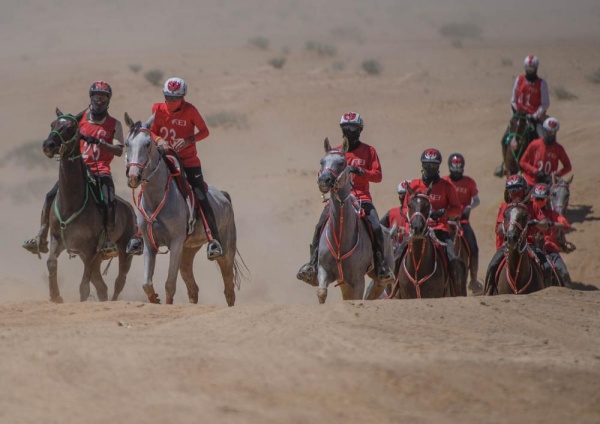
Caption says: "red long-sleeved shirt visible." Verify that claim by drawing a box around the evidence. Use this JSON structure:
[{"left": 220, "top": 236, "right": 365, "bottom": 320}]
[
  {"left": 519, "top": 138, "right": 572, "bottom": 186},
  {"left": 403, "top": 178, "right": 461, "bottom": 233},
  {"left": 337, "top": 142, "right": 382, "bottom": 202}
]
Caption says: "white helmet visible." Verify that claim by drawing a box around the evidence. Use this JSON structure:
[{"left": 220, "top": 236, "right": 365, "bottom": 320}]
[
  {"left": 523, "top": 55, "right": 539, "bottom": 74},
  {"left": 339, "top": 111, "right": 364, "bottom": 129},
  {"left": 163, "top": 77, "right": 187, "bottom": 98},
  {"left": 543, "top": 117, "right": 560, "bottom": 134},
  {"left": 397, "top": 181, "right": 408, "bottom": 195}
]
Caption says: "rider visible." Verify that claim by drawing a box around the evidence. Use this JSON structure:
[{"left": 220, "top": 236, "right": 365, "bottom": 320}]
[
  {"left": 296, "top": 112, "right": 394, "bottom": 285},
  {"left": 494, "top": 55, "right": 550, "bottom": 177},
  {"left": 442, "top": 153, "right": 480, "bottom": 289},
  {"left": 402, "top": 148, "right": 465, "bottom": 287},
  {"left": 128, "top": 77, "right": 223, "bottom": 260},
  {"left": 485, "top": 175, "right": 551, "bottom": 294},
  {"left": 519, "top": 117, "right": 572, "bottom": 188},
  {"left": 23, "top": 81, "right": 124, "bottom": 257},
  {"left": 530, "top": 183, "right": 573, "bottom": 288},
  {"left": 380, "top": 181, "right": 409, "bottom": 245}
]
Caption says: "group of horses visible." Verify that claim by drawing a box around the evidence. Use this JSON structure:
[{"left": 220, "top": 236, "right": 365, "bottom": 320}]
[{"left": 33, "top": 109, "right": 572, "bottom": 305}]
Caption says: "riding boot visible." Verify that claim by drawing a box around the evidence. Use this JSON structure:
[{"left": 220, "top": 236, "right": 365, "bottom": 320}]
[
  {"left": 100, "top": 200, "right": 118, "bottom": 259},
  {"left": 445, "top": 240, "right": 465, "bottom": 293},
  {"left": 494, "top": 129, "right": 509, "bottom": 177},
  {"left": 373, "top": 228, "right": 394, "bottom": 283},
  {"left": 484, "top": 248, "right": 505, "bottom": 295},
  {"left": 23, "top": 184, "right": 57, "bottom": 255},
  {"left": 195, "top": 187, "right": 223, "bottom": 260},
  {"left": 126, "top": 231, "right": 144, "bottom": 255},
  {"left": 297, "top": 208, "right": 328, "bottom": 285}
]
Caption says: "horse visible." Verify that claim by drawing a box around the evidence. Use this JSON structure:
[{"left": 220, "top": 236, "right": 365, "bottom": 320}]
[
  {"left": 123, "top": 113, "right": 246, "bottom": 305},
  {"left": 550, "top": 174, "right": 575, "bottom": 254},
  {"left": 314, "top": 137, "right": 394, "bottom": 304},
  {"left": 502, "top": 112, "right": 535, "bottom": 176},
  {"left": 41, "top": 109, "right": 136, "bottom": 303},
  {"left": 390, "top": 186, "right": 458, "bottom": 299},
  {"left": 485, "top": 202, "right": 546, "bottom": 295},
  {"left": 448, "top": 219, "right": 480, "bottom": 292}
]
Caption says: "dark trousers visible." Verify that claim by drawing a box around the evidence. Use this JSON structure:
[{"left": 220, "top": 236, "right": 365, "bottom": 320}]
[
  {"left": 462, "top": 222, "right": 479, "bottom": 279},
  {"left": 547, "top": 252, "right": 572, "bottom": 288},
  {"left": 184, "top": 166, "right": 220, "bottom": 241}
]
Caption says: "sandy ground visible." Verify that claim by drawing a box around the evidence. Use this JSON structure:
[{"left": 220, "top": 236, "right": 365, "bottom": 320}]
[{"left": 1, "top": 0, "right": 600, "bottom": 422}]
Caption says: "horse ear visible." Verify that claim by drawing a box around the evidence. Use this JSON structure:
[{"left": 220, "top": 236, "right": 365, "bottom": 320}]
[
  {"left": 75, "top": 109, "right": 86, "bottom": 122},
  {"left": 143, "top": 114, "right": 155, "bottom": 129},
  {"left": 324, "top": 137, "right": 332, "bottom": 153},
  {"left": 567, "top": 174, "right": 574, "bottom": 184},
  {"left": 341, "top": 136, "right": 349, "bottom": 154},
  {"left": 56, "top": 107, "right": 62, "bottom": 117},
  {"left": 124, "top": 112, "right": 134, "bottom": 129}
]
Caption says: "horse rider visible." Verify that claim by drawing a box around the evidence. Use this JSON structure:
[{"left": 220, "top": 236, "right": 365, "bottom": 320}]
[
  {"left": 519, "top": 117, "right": 572, "bottom": 188},
  {"left": 23, "top": 81, "right": 124, "bottom": 257},
  {"left": 485, "top": 175, "right": 551, "bottom": 295},
  {"left": 126, "top": 77, "right": 223, "bottom": 260},
  {"left": 442, "top": 153, "right": 480, "bottom": 289},
  {"left": 530, "top": 183, "right": 573, "bottom": 288},
  {"left": 401, "top": 148, "right": 465, "bottom": 287},
  {"left": 494, "top": 55, "right": 550, "bottom": 177},
  {"left": 296, "top": 112, "right": 395, "bottom": 285},
  {"left": 380, "top": 181, "right": 409, "bottom": 246}
]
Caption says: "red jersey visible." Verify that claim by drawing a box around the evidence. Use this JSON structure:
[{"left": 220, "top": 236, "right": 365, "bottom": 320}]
[
  {"left": 151, "top": 102, "right": 209, "bottom": 168},
  {"left": 495, "top": 201, "right": 545, "bottom": 250},
  {"left": 540, "top": 208, "right": 570, "bottom": 254},
  {"left": 338, "top": 142, "right": 382, "bottom": 202},
  {"left": 514, "top": 75, "right": 543, "bottom": 115},
  {"left": 442, "top": 175, "right": 478, "bottom": 212},
  {"left": 79, "top": 112, "right": 118, "bottom": 176},
  {"left": 519, "top": 138, "right": 572, "bottom": 186},
  {"left": 404, "top": 178, "right": 461, "bottom": 233}
]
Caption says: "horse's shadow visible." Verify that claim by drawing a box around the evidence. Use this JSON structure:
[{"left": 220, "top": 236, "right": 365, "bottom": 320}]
[
  {"left": 570, "top": 281, "right": 599, "bottom": 291},
  {"left": 565, "top": 204, "right": 599, "bottom": 225}
]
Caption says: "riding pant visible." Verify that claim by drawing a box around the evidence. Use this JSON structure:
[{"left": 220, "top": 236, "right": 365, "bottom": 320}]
[
  {"left": 547, "top": 252, "right": 572, "bottom": 288},
  {"left": 184, "top": 166, "right": 220, "bottom": 242}
]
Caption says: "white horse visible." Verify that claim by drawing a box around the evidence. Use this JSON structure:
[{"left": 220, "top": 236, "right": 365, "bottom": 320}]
[{"left": 124, "top": 113, "right": 246, "bottom": 305}]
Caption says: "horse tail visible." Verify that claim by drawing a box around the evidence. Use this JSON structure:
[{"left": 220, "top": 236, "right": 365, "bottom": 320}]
[
  {"left": 221, "top": 190, "right": 232, "bottom": 204},
  {"left": 232, "top": 248, "right": 250, "bottom": 290}
]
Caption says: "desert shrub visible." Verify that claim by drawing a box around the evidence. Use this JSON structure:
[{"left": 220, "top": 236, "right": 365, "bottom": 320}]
[
  {"left": 204, "top": 111, "right": 248, "bottom": 129},
  {"left": 501, "top": 57, "right": 513, "bottom": 67},
  {"left": 332, "top": 61, "right": 346, "bottom": 71},
  {"left": 128, "top": 64, "right": 142, "bottom": 73},
  {"left": 439, "top": 23, "right": 482, "bottom": 39},
  {"left": 361, "top": 59, "right": 382, "bottom": 75},
  {"left": 587, "top": 67, "right": 600, "bottom": 84},
  {"left": 144, "top": 69, "right": 164, "bottom": 86},
  {"left": 268, "top": 57, "right": 286, "bottom": 69},
  {"left": 305, "top": 41, "right": 337, "bottom": 57},
  {"left": 248, "top": 36, "right": 269, "bottom": 50},
  {"left": 553, "top": 85, "right": 578, "bottom": 101}
]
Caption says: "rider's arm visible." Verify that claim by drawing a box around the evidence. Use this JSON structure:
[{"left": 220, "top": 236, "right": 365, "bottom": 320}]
[
  {"left": 189, "top": 106, "right": 210, "bottom": 143},
  {"left": 510, "top": 76, "right": 519, "bottom": 112},
  {"left": 470, "top": 194, "right": 480, "bottom": 209},
  {"left": 362, "top": 147, "right": 382, "bottom": 183},
  {"left": 533, "top": 79, "right": 550, "bottom": 120},
  {"left": 98, "top": 121, "right": 124, "bottom": 157},
  {"left": 556, "top": 145, "right": 572, "bottom": 178},
  {"left": 519, "top": 143, "right": 537, "bottom": 175}
]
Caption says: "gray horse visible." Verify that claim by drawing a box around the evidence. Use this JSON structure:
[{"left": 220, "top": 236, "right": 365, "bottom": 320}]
[
  {"left": 315, "top": 138, "right": 394, "bottom": 304},
  {"left": 41, "top": 109, "right": 136, "bottom": 302},
  {"left": 123, "top": 113, "right": 246, "bottom": 305}
]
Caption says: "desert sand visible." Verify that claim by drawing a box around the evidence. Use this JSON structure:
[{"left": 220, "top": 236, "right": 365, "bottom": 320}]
[{"left": 1, "top": 0, "right": 599, "bottom": 423}]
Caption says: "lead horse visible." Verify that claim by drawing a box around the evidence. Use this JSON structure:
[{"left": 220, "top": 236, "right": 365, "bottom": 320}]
[
  {"left": 124, "top": 113, "right": 246, "bottom": 305},
  {"left": 314, "top": 138, "right": 394, "bottom": 303},
  {"left": 501, "top": 112, "right": 536, "bottom": 176},
  {"left": 41, "top": 109, "right": 136, "bottom": 302}
]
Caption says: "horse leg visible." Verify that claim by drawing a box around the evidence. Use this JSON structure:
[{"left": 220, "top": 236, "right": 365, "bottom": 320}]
[
  {"left": 353, "top": 278, "right": 365, "bottom": 301},
  {"left": 112, "top": 249, "right": 133, "bottom": 301},
  {"left": 180, "top": 246, "right": 200, "bottom": 304},
  {"left": 46, "top": 236, "right": 65, "bottom": 303},
  {"left": 316, "top": 266, "right": 329, "bottom": 304},
  {"left": 142, "top": 247, "right": 160, "bottom": 304},
  {"left": 88, "top": 256, "right": 109, "bottom": 302},
  {"left": 216, "top": 253, "right": 236, "bottom": 307},
  {"left": 338, "top": 283, "right": 354, "bottom": 300},
  {"left": 365, "top": 277, "right": 387, "bottom": 300},
  {"left": 164, "top": 238, "right": 185, "bottom": 304}
]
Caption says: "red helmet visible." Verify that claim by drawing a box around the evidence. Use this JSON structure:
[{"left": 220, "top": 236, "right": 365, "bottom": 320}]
[
  {"left": 505, "top": 174, "right": 527, "bottom": 190},
  {"left": 397, "top": 180, "right": 408, "bottom": 194},
  {"left": 89, "top": 81, "right": 112, "bottom": 98},
  {"left": 448, "top": 153, "right": 465, "bottom": 172},
  {"left": 524, "top": 55, "right": 539, "bottom": 74},
  {"left": 420, "top": 148, "right": 442, "bottom": 164},
  {"left": 532, "top": 183, "right": 550, "bottom": 199}
]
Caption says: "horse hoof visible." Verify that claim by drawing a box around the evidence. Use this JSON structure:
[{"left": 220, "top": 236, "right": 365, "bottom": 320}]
[
  {"left": 166, "top": 296, "right": 174, "bottom": 305},
  {"left": 468, "top": 280, "right": 484, "bottom": 295},
  {"left": 296, "top": 266, "right": 317, "bottom": 286},
  {"left": 317, "top": 288, "right": 327, "bottom": 304},
  {"left": 147, "top": 293, "right": 161, "bottom": 304},
  {"left": 50, "top": 295, "right": 64, "bottom": 304},
  {"left": 188, "top": 294, "right": 198, "bottom": 304}
]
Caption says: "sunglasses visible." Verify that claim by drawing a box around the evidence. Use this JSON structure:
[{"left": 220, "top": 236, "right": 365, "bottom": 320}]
[
  {"left": 91, "top": 94, "right": 109, "bottom": 102},
  {"left": 341, "top": 125, "right": 360, "bottom": 132},
  {"left": 165, "top": 95, "right": 183, "bottom": 102},
  {"left": 507, "top": 187, "right": 523, "bottom": 193}
]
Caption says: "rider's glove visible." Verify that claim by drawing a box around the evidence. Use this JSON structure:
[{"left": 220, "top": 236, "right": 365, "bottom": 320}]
[
  {"left": 431, "top": 209, "right": 446, "bottom": 220},
  {"left": 347, "top": 166, "right": 365, "bottom": 175},
  {"left": 81, "top": 134, "right": 100, "bottom": 145}
]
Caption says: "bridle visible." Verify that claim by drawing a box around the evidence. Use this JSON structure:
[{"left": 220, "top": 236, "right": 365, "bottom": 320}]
[
  {"left": 408, "top": 193, "right": 432, "bottom": 237},
  {"left": 51, "top": 114, "right": 81, "bottom": 159},
  {"left": 503, "top": 203, "right": 529, "bottom": 254},
  {"left": 318, "top": 150, "right": 349, "bottom": 200},
  {"left": 500, "top": 202, "right": 533, "bottom": 294},
  {"left": 126, "top": 127, "right": 162, "bottom": 183}
]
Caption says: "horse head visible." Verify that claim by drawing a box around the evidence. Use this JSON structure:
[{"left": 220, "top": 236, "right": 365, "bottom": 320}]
[
  {"left": 124, "top": 112, "right": 156, "bottom": 188},
  {"left": 406, "top": 183, "right": 432, "bottom": 238},
  {"left": 503, "top": 202, "right": 529, "bottom": 251},
  {"left": 550, "top": 174, "right": 573, "bottom": 215},
  {"left": 43, "top": 108, "right": 86, "bottom": 158},
  {"left": 318, "top": 137, "right": 350, "bottom": 195}
]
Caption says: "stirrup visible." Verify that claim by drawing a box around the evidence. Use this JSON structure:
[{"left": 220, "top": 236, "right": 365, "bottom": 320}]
[
  {"left": 206, "top": 239, "right": 224, "bottom": 260},
  {"left": 296, "top": 263, "right": 318, "bottom": 286},
  {"left": 100, "top": 240, "right": 119, "bottom": 260},
  {"left": 22, "top": 237, "right": 48, "bottom": 255},
  {"left": 376, "top": 264, "right": 395, "bottom": 283},
  {"left": 493, "top": 164, "right": 504, "bottom": 178},
  {"left": 126, "top": 236, "right": 144, "bottom": 256}
]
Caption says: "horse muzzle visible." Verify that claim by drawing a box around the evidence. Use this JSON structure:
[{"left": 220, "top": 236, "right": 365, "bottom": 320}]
[{"left": 126, "top": 168, "right": 142, "bottom": 188}]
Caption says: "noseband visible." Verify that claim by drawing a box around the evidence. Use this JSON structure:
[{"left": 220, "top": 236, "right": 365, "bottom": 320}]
[
  {"left": 408, "top": 194, "right": 432, "bottom": 235},
  {"left": 504, "top": 203, "right": 529, "bottom": 253},
  {"left": 318, "top": 150, "right": 348, "bottom": 196}
]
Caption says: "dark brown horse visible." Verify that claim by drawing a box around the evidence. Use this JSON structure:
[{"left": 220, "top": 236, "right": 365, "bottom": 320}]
[
  {"left": 448, "top": 219, "right": 481, "bottom": 294},
  {"left": 486, "top": 203, "right": 546, "bottom": 295},
  {"left": 390, "top": 187, "right": 456, "bottom": 299},
  {"left": 41, "top": 109, "right": 137, "bottom": 302},
  {"left": 502, "top": 112, "right": 535, "bottom": 176}
]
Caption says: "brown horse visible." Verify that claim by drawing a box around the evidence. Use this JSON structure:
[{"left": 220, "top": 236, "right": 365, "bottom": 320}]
[
  {"left": 448, "top": 219, "right": 481, "bottom": 294},
  {"left": 390, "top": 187, "right": 457, "bottom": 299},
  {"left": 502, "top": 112, "right": 535, "bottom": 176},
  {"left": 486, "top": 203, "right": 546, "bottom": 295},
  {"left": 41, "top": 109, "right": 137, "bottom": 302}
]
